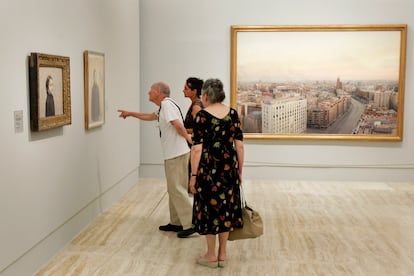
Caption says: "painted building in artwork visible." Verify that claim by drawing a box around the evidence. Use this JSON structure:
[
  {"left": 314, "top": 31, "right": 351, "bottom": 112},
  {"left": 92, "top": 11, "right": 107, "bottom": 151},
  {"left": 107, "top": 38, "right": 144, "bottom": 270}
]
[{"left": 262, "top": 96, "right": 307, "bottom": 134}]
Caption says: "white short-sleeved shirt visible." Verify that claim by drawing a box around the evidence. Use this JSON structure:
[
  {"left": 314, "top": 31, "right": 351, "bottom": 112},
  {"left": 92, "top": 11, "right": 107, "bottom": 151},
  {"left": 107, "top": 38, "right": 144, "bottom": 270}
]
[{"left": 158, "top": 98, "right": 190, "bottom": 160}]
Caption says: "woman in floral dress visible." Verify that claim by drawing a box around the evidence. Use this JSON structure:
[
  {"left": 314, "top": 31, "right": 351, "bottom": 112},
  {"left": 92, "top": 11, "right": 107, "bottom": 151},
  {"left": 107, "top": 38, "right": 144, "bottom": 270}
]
[{"left": 189, "top": 78, "right": 244, "bottom": 268}]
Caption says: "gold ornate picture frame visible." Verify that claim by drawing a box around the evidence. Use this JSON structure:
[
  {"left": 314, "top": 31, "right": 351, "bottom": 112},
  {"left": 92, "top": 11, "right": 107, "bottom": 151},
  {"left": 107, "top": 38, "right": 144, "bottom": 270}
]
[
  {"left": 84, "top": 50, "right": 105, "bottom": 129},
  {"left": 29, "top": 52, "right": 71, "bottom": 131},
  {"left": 230, "top": 25, "right": 407, "bottom": 141}
]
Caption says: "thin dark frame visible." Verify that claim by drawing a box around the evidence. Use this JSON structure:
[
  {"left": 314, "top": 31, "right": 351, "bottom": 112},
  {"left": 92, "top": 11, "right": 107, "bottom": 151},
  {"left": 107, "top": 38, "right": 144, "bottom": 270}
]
[{"left": 83, "top": 50, "right": 105, "bottom": 129}]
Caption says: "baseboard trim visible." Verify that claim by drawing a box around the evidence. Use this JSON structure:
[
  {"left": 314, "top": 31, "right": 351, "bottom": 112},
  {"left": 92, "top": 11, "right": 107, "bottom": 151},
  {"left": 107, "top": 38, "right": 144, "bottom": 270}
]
[{"left": 1, "top": 168, "right": 139, "bottom": 276}]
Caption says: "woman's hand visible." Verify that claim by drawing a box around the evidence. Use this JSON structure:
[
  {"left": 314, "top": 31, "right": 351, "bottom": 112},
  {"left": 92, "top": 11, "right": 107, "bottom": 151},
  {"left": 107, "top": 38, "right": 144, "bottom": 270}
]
[{"left": 189, "top": 176, "right": 197, "bottom": 194}]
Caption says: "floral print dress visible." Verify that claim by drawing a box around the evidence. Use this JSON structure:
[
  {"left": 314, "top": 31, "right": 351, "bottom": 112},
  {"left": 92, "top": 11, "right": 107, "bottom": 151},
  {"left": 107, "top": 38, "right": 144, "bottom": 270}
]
[{"left": 192, "top": 108, "right": 243, "bottom": 235}]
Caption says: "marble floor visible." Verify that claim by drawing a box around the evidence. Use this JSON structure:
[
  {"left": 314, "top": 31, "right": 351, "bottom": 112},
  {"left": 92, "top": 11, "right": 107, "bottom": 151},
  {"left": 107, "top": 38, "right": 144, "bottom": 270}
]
[{"left": 35, "top": 179, "right": 414, "bottom": 276}]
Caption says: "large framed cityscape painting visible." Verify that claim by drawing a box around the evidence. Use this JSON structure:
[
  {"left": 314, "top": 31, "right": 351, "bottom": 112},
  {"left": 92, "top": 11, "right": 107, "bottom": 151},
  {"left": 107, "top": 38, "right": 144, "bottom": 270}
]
[{"left": 230, "top": 25, "right": 407, "bottom": 141}]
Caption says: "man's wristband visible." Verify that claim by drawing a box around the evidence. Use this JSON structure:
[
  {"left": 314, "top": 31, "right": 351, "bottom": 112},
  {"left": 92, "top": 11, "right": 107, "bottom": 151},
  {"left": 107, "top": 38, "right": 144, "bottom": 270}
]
[{"left": 191, "top": 174, "right": 197, "bottom": 177}]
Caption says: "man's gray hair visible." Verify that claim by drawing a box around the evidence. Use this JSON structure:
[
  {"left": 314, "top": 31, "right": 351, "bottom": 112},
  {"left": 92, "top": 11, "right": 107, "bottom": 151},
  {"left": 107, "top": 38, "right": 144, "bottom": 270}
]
[{"left": 154, "top": 82, "right": 170, "bottom": 96}]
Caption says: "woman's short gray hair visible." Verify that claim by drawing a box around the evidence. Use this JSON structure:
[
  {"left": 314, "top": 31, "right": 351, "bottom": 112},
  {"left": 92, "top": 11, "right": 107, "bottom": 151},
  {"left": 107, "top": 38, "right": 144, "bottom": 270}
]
[{"left": 202, "top": 78, "right": 225, "bottom": 104}]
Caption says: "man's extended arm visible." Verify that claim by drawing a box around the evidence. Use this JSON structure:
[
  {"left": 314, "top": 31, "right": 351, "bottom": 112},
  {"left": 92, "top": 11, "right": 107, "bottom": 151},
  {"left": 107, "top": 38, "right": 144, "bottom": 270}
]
[{"left": 118, "top": 109, "right": 157, "bottom": 121}]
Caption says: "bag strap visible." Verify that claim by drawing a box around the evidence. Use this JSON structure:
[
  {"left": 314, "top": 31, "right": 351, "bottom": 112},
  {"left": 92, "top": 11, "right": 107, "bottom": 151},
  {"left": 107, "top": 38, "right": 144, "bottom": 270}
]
[
  {"left": 240, "top": 185, "right": 247, "bottom": 208},
  {"left": 165, "top": 98, "right": 185, "bottom": 122},
  {"left": 157, "top": 98, "right": 185, "bottom": 138}
]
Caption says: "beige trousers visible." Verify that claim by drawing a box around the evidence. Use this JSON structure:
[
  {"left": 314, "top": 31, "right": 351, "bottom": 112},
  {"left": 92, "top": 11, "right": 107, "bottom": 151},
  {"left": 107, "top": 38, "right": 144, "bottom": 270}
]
[{"left": 164, "top": 152, "right": 193, "bottom": 229}]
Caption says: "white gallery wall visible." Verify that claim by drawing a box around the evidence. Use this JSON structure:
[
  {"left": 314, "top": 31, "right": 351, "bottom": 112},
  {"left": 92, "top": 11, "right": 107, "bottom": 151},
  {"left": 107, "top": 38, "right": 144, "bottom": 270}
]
[
  {"left": 139, "top": 0, "right": 414, "bottom": 182},
  {"left": 0, "top": 0, "right": 140, "bottom": 275},
  {"left": 1, "top": 0, "right": 414, "bottom": 275}
]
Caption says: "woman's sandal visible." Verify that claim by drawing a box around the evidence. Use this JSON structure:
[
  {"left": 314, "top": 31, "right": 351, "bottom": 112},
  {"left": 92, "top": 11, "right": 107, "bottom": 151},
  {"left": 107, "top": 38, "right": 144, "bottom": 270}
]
[
  {"left": 197, "top": 257, "right": 218, "bottom": 268},
  {"left": 218, "top": 260, "right": 227, "bottom": 268}
]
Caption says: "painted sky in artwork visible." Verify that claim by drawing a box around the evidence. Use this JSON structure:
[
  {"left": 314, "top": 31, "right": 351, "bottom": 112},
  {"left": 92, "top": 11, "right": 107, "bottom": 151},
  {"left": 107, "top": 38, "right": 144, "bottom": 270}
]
[{"left": 237, "top": 30, "right": 401, "bottom": 82}]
